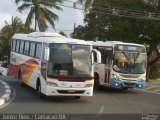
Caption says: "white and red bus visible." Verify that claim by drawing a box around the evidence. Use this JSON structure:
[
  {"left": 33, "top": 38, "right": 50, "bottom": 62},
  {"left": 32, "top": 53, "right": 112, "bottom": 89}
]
[
  {"left": 90, "top": 41, "right": 147, "bottom": 90},
  {"left": 8, "top": 32, "right": 100, "bottom": 98}
]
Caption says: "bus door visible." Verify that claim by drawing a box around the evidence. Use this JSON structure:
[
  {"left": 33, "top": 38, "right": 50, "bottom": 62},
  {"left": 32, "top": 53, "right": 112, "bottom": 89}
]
[{"left": 105, "top": 47, "right": 113, "bottom": 84}]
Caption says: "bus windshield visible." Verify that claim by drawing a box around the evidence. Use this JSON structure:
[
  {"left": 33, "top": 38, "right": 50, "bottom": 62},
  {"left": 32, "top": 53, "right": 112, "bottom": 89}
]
[
  {"left": 113, "top": 51, "right": 147, "bottom": 74},
  {"left": 47, "top": 44, "right": 93, "bottom": 78}
]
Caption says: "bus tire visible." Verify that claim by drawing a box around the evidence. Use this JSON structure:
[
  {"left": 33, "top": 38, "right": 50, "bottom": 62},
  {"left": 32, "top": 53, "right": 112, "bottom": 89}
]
[
  {"left": 18, "top": 71, "right": 25, "bottom": 87},
  {"left": 75, "top": 96, "right": 80, "bottom": 99},
  {"left": 122, "top": 87, "right": 128, "bottom": 90},
  {"left": 37, "top": 81, "right": 45, "bottom": 99},
  {"left": 94, "top": 73, "right": 100, "bottom": 90}
]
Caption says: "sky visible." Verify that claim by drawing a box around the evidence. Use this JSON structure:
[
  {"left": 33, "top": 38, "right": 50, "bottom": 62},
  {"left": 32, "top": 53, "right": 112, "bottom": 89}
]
[{"left": 0, "top": 0, "right": 84, "bottom": 37}]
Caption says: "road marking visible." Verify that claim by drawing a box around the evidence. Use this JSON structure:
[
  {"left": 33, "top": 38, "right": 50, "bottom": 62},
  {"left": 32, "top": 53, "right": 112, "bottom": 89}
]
[
  {"left": 145, "top": 86, "right": 159, "bottom": 90},
  {"left": 142, "top": 89, "right": 160, "bottom": 95},
  {"left": 0, "top": 80, "right": 11, "bottom": 106},
  {"left": 153, "top": 89, "right": 160, "bottom": 92},
  {"left": 0, "top": 87, "right": 16, "bottom": 109},
  {"left": 98, "top": 105, "right": 105, "bottom": 115}
]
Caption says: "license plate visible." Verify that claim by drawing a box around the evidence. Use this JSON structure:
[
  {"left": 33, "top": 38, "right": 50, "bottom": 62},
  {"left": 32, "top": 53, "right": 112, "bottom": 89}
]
[{"left": 68, "top": 90, "right": 75, "bottom": 93}]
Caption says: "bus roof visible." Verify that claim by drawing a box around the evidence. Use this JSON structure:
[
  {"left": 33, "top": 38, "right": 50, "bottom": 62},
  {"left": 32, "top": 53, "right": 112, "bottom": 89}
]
[
  {"left": 13, "top": 32, "right": 91, "bottom": 45},
  {"left": 89, "top": 41, "right": 145, "bottom": 47}
]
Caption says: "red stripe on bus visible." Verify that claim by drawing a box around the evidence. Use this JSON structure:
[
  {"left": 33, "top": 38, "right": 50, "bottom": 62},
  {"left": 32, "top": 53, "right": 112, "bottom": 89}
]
[{"left": 48, "top": 77, "right": 94, "bottom": 81}]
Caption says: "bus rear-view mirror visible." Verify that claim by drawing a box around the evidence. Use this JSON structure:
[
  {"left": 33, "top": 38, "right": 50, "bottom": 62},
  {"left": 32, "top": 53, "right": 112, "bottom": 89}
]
[{"left": 93, "top": 49, "right": 101, "bottom": 64}]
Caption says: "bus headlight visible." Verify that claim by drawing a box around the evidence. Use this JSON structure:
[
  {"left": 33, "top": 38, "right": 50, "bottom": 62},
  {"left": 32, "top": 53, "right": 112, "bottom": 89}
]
[
  {"left": 47, "top": 81, "right": 58, "bottom": 87},
  {"left": 139, "top": 76, "right": 146, "bottom": 82},
  {"left": 85, "top": 84, "right": 93, "bottom": 87},
  {"left": 112, "top": 74, "right": 117, "bottom": 79},
  {"left": 112, "top": 74, "right": 122, "bottom": 80}
]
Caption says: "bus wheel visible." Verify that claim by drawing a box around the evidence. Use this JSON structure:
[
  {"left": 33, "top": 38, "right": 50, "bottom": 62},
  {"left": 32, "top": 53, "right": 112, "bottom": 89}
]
[
  {"left": 37, "top": 82, "right": 45, "bottom": 99},
  {"left": 94, "top": 74, "right": 100, "bottom": 90},
  {"left": 75, "top": 96, "right": 80, "bottom": 99},
  {"left": 18, "top": 71, "right": 24, "bottom": 87},
  {"left": 122, "top": 87, "right": 128, "bottom": 90}
]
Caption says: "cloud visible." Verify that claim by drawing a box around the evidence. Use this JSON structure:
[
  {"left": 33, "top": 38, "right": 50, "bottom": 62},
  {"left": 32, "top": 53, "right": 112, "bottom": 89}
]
[
  {"left": 0, "top": 0, "right": 27, "bottom": 29},
  {"left": 53, "top": 6, "right": 84, "bottom": 37},
  {"left": 0, "top": 12, "right": 12, "bottom": 29},
  {"left": 75, "top": 9, "right": 84, "bottom": 26},
  {"left": 0, "top": 0, "right": 84, "bottom": 37}
]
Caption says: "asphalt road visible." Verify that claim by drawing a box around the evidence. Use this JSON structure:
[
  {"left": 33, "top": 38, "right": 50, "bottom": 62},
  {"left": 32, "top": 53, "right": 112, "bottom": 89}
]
[{"left": 0, "top": 76, "right": 160, "bottom": 119}]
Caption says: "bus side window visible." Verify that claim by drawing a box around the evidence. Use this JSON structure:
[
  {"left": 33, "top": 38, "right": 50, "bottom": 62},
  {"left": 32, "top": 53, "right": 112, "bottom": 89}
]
[
  {"left": 24, "top": 41, "right": 30, "bottom": 55},
  {"left": 16, "top": 40, "right": 20, "bottom": 53},
  {"left": 29, "top": 42, "right": 36, "bottom": 57},
  {"left": 12, "top": 39, "right": 16, "bottom": 52},
  {"left": 35, "top": 43, "right": 42, "bottom": 59},
  {"left": 20, "top": 41, "right": 24, "bottom": 54}
]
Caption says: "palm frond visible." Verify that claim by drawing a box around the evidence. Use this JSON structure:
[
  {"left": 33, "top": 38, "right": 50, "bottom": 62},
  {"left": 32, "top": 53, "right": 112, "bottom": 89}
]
[
  {"left": 25, "top": 7, "right": 35, "bottom": 27},
  {"left": 15, "top": 0, "right": 32, "bottom": 4},
  {"left": 18, "top": 3, "right": 33, "bottom": 12},
  {"left": 15, "top": 0, "right": 21, "bottom": 4},
  {"left": 40, "top": 1, "right": 62, "bottom": 11},
  {"left": 43, "top": 7, "right": 59, "bottom": 21},
  {"left": 42, "top": 8, "right": 59, "bottom": 29},
  {"left": 41, "top": 0, "right": 63, "bottom": 4},
  {"left": 77, "top": 0, "right": 83, "bottom": 4}
]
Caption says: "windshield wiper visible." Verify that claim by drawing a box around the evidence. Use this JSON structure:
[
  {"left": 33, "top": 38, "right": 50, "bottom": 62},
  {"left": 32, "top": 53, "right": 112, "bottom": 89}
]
[{"left": 122, "top": 50, "right": 130, "bottom": 61}]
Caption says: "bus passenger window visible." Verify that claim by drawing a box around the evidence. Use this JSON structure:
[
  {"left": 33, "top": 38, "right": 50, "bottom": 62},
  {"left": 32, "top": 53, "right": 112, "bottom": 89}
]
[
  {"left": 12, "top": 40, "right": 16, "bottom": 51},
  {"left": 20, "top": 41, "right": 24, "bottom": 54},
  {"left": 24, "top": 41, "right": 30, "bottom": 55},
  {"left": 16, "top": 40, "right": 20, "bottom": 53},
  {"left": 35, "top": 43, "right": 42, "bottom": 58},
  {"left": 29, "top": 42, "right": 36, "bottom": 57}
]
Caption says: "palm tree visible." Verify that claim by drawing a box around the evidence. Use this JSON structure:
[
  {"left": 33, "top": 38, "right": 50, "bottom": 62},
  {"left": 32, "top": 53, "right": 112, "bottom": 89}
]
[
  {"left": 15, "top": 0, "right": 62, "bottom": 31},
  {"left": 0, "top": 16, "right": 33, "bottom": 45},
  {"left": 0, "top": 16, "right": 33, "bottom": 66}
]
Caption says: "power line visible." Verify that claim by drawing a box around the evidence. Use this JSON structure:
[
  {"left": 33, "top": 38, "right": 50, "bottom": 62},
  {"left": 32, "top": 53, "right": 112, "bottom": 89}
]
[
  {"left": 56, "top": 3, "right": 83, "bottom": 10},
  {"left": 58, "top": 1, "right": 160, "bottom": 20},
  {"left": 63, "top": 0, "right": 75, "bottom": 3},
  {"left": 6, "top": 0, "right": 160, "bottom": 34},
  {"left": 91, "top": 10, "right": 160, "bottom": 21},
  {"left": 56, "top": 29, "right": 74, "bottom": 31},
  {"left": 10, "top": 0, "right": 160, "bottom": 22}
]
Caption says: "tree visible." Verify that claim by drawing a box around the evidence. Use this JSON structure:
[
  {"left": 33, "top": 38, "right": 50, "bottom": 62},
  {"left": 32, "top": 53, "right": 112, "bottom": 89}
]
[
  {"left": 77, "top": 0, "right": 93, "bottom": 12},
  {"left": 59, "top": 31, "right": 67, "bottom": 37},
  {"left": 71, "top": 25, "right": 87, "bottom": 39},
  {"left": 72, "top": 0, "right": 160, "bottom": 81},
  {"left": 0, "top": 16, "right": 33, "bottom": 67},
  {"left": 15, "top": 0, "right": 62, "bottom": 31}
]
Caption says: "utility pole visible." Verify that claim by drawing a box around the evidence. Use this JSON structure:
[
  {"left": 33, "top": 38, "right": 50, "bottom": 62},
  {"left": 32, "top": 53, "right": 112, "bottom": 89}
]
[{"left": 74, "top": 23, "right": 76, "bottom": 31}]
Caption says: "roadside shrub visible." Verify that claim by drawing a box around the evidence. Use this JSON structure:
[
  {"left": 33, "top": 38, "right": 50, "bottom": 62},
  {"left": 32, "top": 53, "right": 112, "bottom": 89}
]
[{"left": 149, "top": 62, "right": 160, "bottom": 79}]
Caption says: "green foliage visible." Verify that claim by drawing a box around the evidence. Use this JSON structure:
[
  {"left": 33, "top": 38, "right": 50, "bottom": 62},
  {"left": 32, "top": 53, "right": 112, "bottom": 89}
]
[
  {"left": 150, "top": 62, "right": 160, "bottom": 79},
  {"left": 72, "top": 0, "right": 160, "bottom": 81},
  {"left": 15, "top": 0, "right": 62, "bottom": 31},
  {"left": 59, "top": 31, "right": 67, "bottom": 37},
  {"left": 0, "top": 16, "right": 34, "bottom": 67}
]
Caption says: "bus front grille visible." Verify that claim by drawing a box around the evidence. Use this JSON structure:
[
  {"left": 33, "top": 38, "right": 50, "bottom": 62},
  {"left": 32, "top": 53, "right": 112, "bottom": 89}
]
[
  {"left": 57, "top": 90, "right": 85, "bottom": 94},
  {"left": 123, "top": 82, "right": 136, "bottom": 87}
]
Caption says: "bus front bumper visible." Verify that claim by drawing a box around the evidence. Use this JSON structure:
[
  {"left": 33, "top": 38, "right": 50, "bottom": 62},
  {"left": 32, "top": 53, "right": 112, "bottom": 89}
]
[
  {"left": 109, "top": 79, "right": 145, "bottom": 89},
  {"left": 44, "top": 86, "right": 93, "bottom": 97}
]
